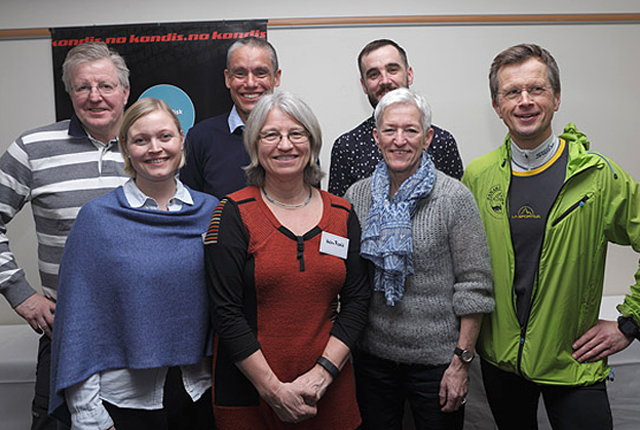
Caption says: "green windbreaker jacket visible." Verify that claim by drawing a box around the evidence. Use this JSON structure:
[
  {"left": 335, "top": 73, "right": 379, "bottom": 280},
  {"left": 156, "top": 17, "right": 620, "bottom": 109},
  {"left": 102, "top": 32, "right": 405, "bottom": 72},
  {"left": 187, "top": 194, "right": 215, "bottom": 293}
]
[{"left": 462, "top": 123, "right": 640, "bottom": 385}]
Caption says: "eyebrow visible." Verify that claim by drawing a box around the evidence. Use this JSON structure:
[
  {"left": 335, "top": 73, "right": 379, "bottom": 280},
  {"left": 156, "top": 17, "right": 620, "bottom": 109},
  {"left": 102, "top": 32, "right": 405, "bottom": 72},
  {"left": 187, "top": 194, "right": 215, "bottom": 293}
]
[{"left": 365, "top": 62, "right": 403, "bottom": 77}]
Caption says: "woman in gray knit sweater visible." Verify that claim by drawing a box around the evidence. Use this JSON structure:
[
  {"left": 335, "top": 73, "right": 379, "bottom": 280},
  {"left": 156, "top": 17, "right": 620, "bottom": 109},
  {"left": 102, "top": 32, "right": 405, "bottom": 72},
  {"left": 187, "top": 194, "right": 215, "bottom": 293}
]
[{"left": 344, "top": 88, "right": 494, "bottom": 430}]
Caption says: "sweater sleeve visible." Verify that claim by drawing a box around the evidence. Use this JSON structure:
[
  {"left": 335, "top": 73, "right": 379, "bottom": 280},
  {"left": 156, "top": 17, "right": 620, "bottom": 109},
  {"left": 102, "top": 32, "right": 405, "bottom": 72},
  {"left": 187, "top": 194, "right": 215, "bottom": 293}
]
[
  {"left": 447, "top": 184, "right": 495, "bottom": 316},
  {"left": 180, "top": 129, "right": 205, "bottom": 192},
  {"left": 0, "top": 139, "right": 38, "bottom": 307},
  {"left": 205, "top": 198, "right": 261, "bottom": 362},
  {"left": 330, "top": 208, "right": 371, "bottom": 350}
]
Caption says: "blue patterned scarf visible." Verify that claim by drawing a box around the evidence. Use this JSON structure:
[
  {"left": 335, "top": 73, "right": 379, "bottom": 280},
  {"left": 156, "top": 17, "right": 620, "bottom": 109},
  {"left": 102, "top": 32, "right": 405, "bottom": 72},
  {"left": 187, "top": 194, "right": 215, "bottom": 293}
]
[{"left": 360, "top": 152, "right": 437, "bottom": 306}]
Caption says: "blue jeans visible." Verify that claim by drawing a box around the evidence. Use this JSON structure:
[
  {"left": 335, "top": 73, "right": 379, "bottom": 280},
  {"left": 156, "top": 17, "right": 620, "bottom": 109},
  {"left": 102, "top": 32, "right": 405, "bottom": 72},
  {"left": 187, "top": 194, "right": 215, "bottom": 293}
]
[
  {"left": 354, "top": 350, "right": 464, "bottom": 430},
  {"left": 481, "top": 359, "right": 612, "bottom": 430}
]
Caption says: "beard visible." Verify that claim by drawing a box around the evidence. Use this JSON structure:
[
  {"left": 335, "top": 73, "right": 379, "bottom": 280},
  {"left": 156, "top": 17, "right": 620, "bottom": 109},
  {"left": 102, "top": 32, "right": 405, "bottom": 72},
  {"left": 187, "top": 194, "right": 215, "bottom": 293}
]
[{"left": 366, "top": 81, "right": 409, "bottom": 109}]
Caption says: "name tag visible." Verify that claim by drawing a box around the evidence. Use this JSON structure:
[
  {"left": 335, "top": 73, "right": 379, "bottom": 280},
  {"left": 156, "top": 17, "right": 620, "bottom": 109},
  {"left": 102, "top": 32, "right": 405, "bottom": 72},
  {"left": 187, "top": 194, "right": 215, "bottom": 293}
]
[{"left": 319, "top": 231, "right": 349, "bottom": 259}]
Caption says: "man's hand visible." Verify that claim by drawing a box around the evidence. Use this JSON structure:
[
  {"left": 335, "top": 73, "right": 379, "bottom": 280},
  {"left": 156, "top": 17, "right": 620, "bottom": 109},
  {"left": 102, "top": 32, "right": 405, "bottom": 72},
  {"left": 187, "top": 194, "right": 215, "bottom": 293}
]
[
  {"left": 439, "top": 357, "right": 470, "bottom": 413},
  {"left": 14, "top": 293, "right": 55, "bottom": 338},
  {"left": 572, "top": 319, "right": 633, "bottom": 363}
]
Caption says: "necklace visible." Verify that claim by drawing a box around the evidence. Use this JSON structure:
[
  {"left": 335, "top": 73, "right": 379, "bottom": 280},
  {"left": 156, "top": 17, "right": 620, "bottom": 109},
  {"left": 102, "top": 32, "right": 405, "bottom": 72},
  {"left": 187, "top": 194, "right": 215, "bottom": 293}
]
[{"left": 262, "top": 186, "right": 312, "bottom": 209}]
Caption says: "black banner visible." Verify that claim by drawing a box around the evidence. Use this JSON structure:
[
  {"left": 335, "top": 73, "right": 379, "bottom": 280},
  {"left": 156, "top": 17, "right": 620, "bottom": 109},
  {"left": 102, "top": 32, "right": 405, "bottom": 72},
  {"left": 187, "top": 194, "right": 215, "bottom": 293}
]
[{"left": 51, "top": 20, "right": 267, "bottom": 133}]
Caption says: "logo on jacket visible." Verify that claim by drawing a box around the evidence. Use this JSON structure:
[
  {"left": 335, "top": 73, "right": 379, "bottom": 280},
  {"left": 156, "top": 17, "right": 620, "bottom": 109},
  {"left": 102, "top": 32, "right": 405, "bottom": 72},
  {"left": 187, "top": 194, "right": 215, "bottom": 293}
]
[
  {"left": 486, "top": 185, "right": 504, "bottom": 218},
  {"left": 512, "top": 205, "right": 541, "bottom": 219}
]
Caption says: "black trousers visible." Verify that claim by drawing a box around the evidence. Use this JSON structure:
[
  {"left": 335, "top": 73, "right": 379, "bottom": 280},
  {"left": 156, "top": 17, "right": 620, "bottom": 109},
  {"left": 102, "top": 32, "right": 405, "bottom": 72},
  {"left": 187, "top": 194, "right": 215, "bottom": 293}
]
[
  {"left": 481, "top": 359, "right": 612, "bottom": 430},
  {"left": 354, "top": 350, "right": 464, "bottom": 430},
  {"left": 103, "top": 367, "right": 214, "bottom": 430},
  {"left": 32, "top": 335, "right": 69, "bottom": 430}
]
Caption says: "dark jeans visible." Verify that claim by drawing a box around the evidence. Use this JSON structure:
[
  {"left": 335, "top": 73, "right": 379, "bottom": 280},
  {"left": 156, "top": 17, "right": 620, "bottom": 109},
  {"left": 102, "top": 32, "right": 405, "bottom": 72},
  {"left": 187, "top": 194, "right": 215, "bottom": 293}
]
[
  {"left": 354, "top": 350, "right": 464, "bottom": 430},
  {"left": 32, "top": 335, "right": 69, "bottom": 430},
  {"left": 481, "top": 359, "right": 612, "bottom": 430},
  {"left": 103, "top": 367, "right": 214, "bottom": 430}
]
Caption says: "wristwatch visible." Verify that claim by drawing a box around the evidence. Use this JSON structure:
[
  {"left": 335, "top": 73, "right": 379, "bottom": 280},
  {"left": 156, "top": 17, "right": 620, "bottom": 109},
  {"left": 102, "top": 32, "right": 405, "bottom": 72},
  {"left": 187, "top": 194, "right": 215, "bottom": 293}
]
[
  {"left": 454, "top": 347, "right": 474, "bottom": 364},
  {"left": 617, "top": 316, "right": 640, "bottom": 341}
]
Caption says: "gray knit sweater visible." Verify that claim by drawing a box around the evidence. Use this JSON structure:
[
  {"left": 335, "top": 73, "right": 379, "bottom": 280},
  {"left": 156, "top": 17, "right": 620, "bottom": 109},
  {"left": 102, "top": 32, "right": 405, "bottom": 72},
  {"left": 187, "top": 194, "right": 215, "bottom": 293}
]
[{"left": 345, "top": 171, "right": 494, "bottom": 365}]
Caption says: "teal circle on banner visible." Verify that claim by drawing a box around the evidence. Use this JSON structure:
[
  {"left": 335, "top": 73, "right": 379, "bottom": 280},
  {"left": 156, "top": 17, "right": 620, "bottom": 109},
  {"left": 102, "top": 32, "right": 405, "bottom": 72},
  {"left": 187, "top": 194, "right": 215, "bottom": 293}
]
[{"left": 138, "top": 84, "right": 196, "bottom": 134}]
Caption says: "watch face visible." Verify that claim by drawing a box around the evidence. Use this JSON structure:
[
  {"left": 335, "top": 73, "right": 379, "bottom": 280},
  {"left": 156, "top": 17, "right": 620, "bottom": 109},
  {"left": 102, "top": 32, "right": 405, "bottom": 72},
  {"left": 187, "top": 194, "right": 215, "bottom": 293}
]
[{"left": 461, "top": 350, "right": 474, "bottom": 363}]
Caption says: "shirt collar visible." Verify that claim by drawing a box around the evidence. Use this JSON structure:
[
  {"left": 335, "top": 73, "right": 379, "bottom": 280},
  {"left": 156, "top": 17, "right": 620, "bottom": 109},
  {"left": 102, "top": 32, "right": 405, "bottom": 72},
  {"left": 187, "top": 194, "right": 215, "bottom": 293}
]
[
  {"left": 510, "top": 135, "right": 560, "bottom": 172},
  {"left": 228, "top": 105, "right": 245, "bottom": 135},
  {"left": 123, "top": 178, "right": 193, "bottom": 211},
  {"left": 68, "top": 114, "right": 90, "bottom": 138},
  {"left": 69, "top": 114, "right": 118, "bottom": 148}
]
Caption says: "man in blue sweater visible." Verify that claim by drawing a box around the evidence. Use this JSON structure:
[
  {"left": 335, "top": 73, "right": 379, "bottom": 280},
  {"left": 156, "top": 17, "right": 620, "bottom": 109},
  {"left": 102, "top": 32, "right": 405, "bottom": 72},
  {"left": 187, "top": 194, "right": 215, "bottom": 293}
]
[{"left": 180, "top": 37, "right": 281, "bottom": 199}]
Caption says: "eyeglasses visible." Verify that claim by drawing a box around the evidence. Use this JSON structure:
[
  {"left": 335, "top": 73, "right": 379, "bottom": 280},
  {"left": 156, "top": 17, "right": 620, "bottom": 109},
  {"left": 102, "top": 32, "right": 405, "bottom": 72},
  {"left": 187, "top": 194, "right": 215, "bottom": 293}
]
[
  {"left": 259, "top": 130, "right": 309, "bottom": 145},
  {"left": 73, "top": 82, "right": 120, "bottom": 96},
  {"left": 499, "top": 85, "right": 549, "bottom": 101}
]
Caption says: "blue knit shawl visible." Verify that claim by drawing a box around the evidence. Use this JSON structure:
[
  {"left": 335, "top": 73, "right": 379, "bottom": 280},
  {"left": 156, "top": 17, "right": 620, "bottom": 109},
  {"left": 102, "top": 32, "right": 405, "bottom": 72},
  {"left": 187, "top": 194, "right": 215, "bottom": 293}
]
[{"left": 49, "top": 186, "right": 217, "bottom": 421}]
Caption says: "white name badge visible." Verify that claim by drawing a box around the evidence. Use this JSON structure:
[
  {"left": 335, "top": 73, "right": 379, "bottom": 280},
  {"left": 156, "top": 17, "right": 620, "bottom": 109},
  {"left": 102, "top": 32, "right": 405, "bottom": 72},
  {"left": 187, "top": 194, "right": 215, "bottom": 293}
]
[{"left": 319, "top": 231, "right": 349, "bottom": 260}]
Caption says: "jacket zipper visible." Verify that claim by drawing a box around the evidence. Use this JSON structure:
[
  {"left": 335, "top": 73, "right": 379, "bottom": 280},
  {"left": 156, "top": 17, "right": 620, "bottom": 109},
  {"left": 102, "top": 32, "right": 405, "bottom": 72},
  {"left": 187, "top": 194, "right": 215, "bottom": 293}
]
[
  {"left": 550, "top": 195, "right": 590, "bottom": 227},
  {"left": 514, "top": 168, "right": 591, "bottom": 376}
]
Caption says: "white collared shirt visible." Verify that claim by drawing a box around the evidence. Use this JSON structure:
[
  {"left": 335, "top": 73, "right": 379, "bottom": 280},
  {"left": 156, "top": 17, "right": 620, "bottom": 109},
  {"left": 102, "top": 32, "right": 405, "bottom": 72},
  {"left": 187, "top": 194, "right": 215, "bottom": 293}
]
[
  {"left": 122, "top": 177, "right": 193, "bottom": 211},
  {"left": 227, "top": 104, "right": 245, "bottom": 135}
]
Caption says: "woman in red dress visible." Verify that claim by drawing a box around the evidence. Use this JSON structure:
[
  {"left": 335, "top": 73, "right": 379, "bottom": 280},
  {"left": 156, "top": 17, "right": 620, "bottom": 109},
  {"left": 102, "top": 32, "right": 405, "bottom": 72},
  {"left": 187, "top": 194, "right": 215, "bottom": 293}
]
[{"left": 204, "top": 91, "right": 370, "bottom": 429}]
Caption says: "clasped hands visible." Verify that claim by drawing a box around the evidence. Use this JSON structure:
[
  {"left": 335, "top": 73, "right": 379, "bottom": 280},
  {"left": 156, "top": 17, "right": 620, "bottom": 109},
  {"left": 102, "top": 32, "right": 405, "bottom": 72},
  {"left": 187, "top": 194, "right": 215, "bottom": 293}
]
[{"left": 264, "top": 365, "right": 332, "bottom": 423}]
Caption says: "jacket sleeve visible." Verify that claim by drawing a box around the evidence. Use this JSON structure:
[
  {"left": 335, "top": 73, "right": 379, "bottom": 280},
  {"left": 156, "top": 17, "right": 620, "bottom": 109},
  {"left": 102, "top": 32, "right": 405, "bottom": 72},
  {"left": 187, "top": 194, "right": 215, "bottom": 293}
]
[
  {"left": 0, "top": 138, "right": 38, "bottom": 307},
  {"left": 607, "top": 160, "right": 640, "bottom": 326}
]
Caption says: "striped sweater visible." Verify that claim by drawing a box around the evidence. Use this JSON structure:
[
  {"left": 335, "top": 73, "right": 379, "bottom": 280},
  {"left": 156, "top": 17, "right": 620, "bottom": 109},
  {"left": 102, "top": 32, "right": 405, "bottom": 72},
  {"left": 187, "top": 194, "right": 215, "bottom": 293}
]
[{"left": 0, "top": 115, "right": 128, "bottom": 306}]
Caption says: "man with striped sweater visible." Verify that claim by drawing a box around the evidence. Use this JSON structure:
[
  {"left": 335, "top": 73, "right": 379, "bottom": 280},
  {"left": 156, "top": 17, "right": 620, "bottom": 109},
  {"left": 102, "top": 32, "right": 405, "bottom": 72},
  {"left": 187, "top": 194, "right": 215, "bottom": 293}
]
[{"left": 0, "top": 42, "right": 130, "bottom": 430}]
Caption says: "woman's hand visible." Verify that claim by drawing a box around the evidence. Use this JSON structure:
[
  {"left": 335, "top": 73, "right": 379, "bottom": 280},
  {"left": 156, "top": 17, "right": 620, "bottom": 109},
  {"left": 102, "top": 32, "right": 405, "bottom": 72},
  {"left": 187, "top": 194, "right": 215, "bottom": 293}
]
[
  {"left": 236, "top": 350, "right": 319, "bottom": 423},
  {"left": 291, "top": 364, "right": 333, "bottom": 405},
  {"left": 263, "top": 380, "right": 318, "bottom": 423},
  {"left": 439, "top": 357, "right": 470, "bottom": 412}
]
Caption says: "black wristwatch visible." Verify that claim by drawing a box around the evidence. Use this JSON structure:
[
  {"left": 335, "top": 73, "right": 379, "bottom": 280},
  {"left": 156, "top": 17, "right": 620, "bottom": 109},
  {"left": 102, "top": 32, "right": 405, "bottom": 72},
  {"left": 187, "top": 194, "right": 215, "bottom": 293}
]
[
  {"left": 618, "top": 316, "right": 640, "bottom": 341},
  {"left": 454, "top": 347, "right": 474, "bottom": 364}
]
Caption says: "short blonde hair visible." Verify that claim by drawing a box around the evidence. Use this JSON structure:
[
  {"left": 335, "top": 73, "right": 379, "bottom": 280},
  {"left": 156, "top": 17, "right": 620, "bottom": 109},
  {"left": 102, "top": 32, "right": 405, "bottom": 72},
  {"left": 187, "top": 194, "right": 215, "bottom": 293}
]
[{"left": 118, "top": 97, "right": 185, "bottom": 178}]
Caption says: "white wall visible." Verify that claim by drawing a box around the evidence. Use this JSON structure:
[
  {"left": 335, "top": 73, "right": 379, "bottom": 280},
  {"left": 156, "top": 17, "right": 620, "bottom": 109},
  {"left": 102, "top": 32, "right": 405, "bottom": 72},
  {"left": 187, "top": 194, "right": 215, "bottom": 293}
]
[{"left": 1, "top": 1, "right": 639, "bottom": 324}]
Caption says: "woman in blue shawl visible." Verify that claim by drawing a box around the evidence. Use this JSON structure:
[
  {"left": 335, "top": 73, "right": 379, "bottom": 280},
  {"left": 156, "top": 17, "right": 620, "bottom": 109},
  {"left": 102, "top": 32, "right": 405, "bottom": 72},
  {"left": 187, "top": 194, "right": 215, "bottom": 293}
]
[{"left": 49, "top": 98, "right": 218, "bottom": 430}]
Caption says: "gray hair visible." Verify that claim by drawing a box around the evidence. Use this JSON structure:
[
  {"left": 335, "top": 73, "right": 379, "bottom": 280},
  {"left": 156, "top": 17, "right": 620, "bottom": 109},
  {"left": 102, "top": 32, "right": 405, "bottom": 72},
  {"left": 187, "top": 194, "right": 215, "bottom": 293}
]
[
  {"left": 226, "top": 37, "right": 279, "bottom": 72},
  {"left": 489, "top": 43, "right": 561, "bottom": 105},
  {"left": 62, "top": 42, "right": 130, "bottom": 93},
  {"left": 374, "top": 88, "right": 432, "bottom": 132},
  {"left": 243, "top": 92, "right": 324, "bottom": 187}
]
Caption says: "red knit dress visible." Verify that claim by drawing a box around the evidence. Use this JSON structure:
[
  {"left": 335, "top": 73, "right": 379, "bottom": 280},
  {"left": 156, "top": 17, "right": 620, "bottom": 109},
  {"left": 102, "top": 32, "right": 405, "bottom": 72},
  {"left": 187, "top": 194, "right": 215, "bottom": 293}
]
[{"left": 205, "top": 186, "right": 368, "bottom": 430}]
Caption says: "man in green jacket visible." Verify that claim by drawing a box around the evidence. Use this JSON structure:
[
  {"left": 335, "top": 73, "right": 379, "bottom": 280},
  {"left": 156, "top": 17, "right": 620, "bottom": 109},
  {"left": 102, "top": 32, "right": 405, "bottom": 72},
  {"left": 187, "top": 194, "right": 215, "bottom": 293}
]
[{"left": 463, "top": 43, "right": 640, "bottom": 429}]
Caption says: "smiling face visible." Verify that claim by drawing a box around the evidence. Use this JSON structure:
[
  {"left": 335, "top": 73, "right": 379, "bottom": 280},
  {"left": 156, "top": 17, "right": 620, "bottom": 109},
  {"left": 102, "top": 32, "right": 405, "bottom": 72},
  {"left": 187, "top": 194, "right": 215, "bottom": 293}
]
[
  {"left": 225, "top": 45, "right": 281, "bottom": 123},
  {"left": 374, "top": 102, "right": 433, "bottom": 191},
  {"left": 124, "top": 109, "right": 184, "bottom": 192},
  {"left": 360, "top": 45, "right": 414, "bottom": 108},
  {"left": 493, "top": 58, "right": 561, "bottom": 150},
  {"left": 69, "top": 58, "right": 130, "bottom": 144},
  {"left": 257, "top": 108, "right": 310, "bottom": 183}
]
